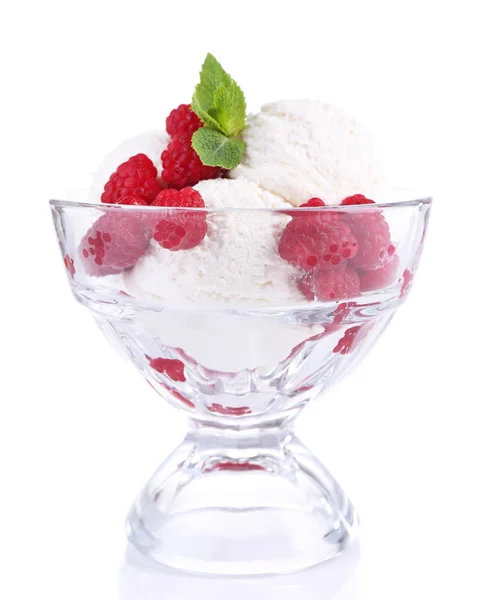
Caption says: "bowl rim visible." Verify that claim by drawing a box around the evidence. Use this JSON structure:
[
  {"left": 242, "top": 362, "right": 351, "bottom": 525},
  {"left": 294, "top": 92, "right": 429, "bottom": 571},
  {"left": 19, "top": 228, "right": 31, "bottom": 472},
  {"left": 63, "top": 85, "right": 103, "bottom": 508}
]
[{"left": 49, "top": 197, "right": 433, "bottom": 213}]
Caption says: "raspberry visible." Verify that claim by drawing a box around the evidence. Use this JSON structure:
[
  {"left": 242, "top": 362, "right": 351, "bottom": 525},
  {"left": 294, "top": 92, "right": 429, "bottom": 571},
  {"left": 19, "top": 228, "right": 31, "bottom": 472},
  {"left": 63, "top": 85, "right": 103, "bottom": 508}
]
[
  {"left": 161, "top": 134, "right": 223, "bottom": 189},
  {"left": 79, "top": 208, "right": 152, "bottom": 276},
  {"left": 333, "top": 326, "right": 362, "bottom": 354},
  {"left": 333, "top": 302, "right": 356, "bottom": 325},
  {"left": 302, "top": 197, "right": 326, "bottom": 207},
  {"left": 206, "top": 461, "right": 265, "bottom": 472},
  {"left": 152, "top": 187, "right": 207, "bottom": 251},
  {"left": 207, "top": 403, "right": 252, "bottom": 416},
  {"left": 166, "top": 104, "right": 202, "bottom": 137},
  {"left": 278, "top": 217, "right": 358, "bottom": 271},
  {"left": 117, "top": 195, "right": 148, "bottom": 206},
  {"left": 344, "top": 210, "right": 393, "bottom": 271},
  {"left": 359, "top": 254, "right": 399, "bottom": 292},
  {"left": 64, "top": 254, "right": 75, "bottom": 278},
  {"left": 101, "top": 154, "right": 162, "bottom": 205},
  {"left": 341, "top": 194, "right": 376, "bottom": 205},
  {"left": 284, "top": 197, "right": 326, "bottom": 218},
  {"left": 400, "top": 269, "right": 414, "bottom": 298},
  {"left": 149, "top": 357, "right": 186, "bottom": 382},
  {"left": 297, "top": 265, "right": 360, "bottom": 301}
]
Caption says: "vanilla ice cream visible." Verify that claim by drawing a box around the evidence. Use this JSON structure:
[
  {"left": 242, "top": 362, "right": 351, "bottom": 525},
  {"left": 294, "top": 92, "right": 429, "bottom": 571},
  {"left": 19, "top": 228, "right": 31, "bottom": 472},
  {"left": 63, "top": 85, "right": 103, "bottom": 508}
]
[
  {"left": 85, "top": 99, "right": 383, "bottom": 370},
  {"left": 89, "top": 130, "right": 169, "bottom": 203},
  {"left": 122, "top": 178, "right": 323, "bottom": 371},
  {"left": 124, "top": 178, "right": 302, "bottom": 305},
  {"left": 231, "top": 99, "right": 382, "bottom": 205}
]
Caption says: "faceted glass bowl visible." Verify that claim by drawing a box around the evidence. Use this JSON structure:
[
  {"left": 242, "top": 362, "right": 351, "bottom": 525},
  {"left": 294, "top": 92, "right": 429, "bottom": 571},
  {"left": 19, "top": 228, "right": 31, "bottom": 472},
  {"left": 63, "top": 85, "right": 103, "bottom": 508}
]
[{"left": 51, "top": 197, "right": 431, "bottom": 575}]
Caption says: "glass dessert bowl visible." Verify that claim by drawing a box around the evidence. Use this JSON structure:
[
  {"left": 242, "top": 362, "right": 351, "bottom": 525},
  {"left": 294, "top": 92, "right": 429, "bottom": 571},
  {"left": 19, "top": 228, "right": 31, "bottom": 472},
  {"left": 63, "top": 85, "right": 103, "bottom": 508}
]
[{"left": 51, "top": 197, "right": 431, "bottom": 575}]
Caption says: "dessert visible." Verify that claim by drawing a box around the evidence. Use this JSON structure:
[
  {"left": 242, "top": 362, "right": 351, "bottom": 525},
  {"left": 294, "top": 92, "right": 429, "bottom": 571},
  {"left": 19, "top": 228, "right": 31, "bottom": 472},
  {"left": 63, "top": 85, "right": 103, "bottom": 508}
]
[
  {"left": 230, "top": 99, "right": 382, "bottom": 205},
  {"left": 77, "top": 54, "right": 413, "bottom": 371},
  {"left": 51, "top": 52, "right": 431, "bottom": 575}
]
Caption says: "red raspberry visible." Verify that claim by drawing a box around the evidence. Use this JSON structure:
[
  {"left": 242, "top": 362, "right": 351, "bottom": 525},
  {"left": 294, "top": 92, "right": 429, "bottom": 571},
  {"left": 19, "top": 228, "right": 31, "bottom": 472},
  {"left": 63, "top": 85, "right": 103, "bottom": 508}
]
[
  {"left": 161, "top": 134, "right": 223, "bottom": 189},
  {"left": 400, "top": 269, "right": 414, "bottom": 298},
  {"left": 206, "top": 461, "right": 265, "bottom": 472},
  {"left": 166, "top": 104, "right": 202, "bottom": 137},
  {"left": 278, "top": 217, "right": 358, "bottom": 271},
  {"left": 207, "top": 403, "right": 252, "bottom": 416},
  {"left": 283, "top": 197, "right": 325, "bottom": 218},
  {"left": 332, "top": 301, "right": 356, "bottom": 325},
  {"left": 101, "top": 154, "right": 162, "bottom": 205},
  {"left": 359, "top": 254, "right": 399, "bottom": 292},
  {"left": 79, "top": 207, "right": 152, "bottom": 276},
  {"left": 341, "top": 195, "right": 394, "bottom": 271},
  {"left": 116, "top": 195, "right": 148, "bottom": 206},
  {"left": 152, "top": 187, "right": 207, "bottom": 251},
  {"left": 341, "top": 194, "right": 376, "bottom": 205},
  {"left": 64, "top": 254, "right": 75, "bottom": 278},
  {"left": 333, "top": 326, "right": 362, "bottom": 354},
  {"left": 302, "top": 197, "right": 326, "bottom": 207},
  {"left": 344, "top": 210, "right": 393, "bottom": 271},
  {"left": 297, "top": 265, "right": 360, "bottom": 301},
  {"left": 149, "top": 357, "right": 186, "bottom": 382}
]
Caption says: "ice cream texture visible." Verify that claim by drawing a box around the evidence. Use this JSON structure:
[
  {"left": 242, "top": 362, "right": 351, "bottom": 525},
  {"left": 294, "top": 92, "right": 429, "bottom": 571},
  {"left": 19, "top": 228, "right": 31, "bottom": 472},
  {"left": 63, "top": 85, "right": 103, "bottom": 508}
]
[
  {"left": 231, "top": 99, "right": 382, "bottom": 206},
  {"left": 85, "top": 93, "right": 384, "bottom": 370},
  {"left": 124, "top": 178, "right": 302, "bottom": 305}
]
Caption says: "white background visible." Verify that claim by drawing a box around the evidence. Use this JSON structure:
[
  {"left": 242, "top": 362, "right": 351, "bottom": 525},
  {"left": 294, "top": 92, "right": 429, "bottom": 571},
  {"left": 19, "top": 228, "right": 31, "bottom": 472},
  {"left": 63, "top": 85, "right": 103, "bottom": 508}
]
[{"left": 1, "top": 1, "right": 478, "bottom": 598}]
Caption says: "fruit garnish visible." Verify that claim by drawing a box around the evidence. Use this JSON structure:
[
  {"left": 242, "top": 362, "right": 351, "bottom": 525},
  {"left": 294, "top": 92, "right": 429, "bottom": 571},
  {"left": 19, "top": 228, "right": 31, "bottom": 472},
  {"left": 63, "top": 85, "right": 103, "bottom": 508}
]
[
  {"left": 79, "top": 209, "right": 152, "bottom": 276},
  {"left": 344, "top": 210, "right": 393, "bottom": 271},
  {"left": 149, "top": 357, "right": 186, "bottom": 382},
  {"left": 151, "top": 188, "right": 207, "bottom": 251},
  {"left": 117, "top": 195, "right": 148, "bottom": 206},
  {"left": 333, "top": 326, "right": 362, "bottom": 354},
  {"left": 278, "top": 217, "right": 358, "bottom": 271},
  {"left": 161, "top": 134, "right": 223, "bottom": 189},
  {"left": 359, "top": 254, "right": 399, "bottom": 292},
  {"left": 296, "top": 265, "right": 360, "bottom": 301},
  {"left": 341, "top": 194, "right": 375, "bottom": 205},
  {"left": 301, "top": 197, "right": 326, "bottom": 207},
  {"left": 64, "top": 254, "right": 75, "bottom": 278},
  {"left": 166, "top": 104, "right": 202, "bottom": 137},
  {"left": 400, "top": 269, "right": 414, "bottom": 298},
  {"left": 207, "top": 403, "right": 252, "bottom": 416},
  {"left": 101, "top": 154, "right": 162, "bottom": 204}
]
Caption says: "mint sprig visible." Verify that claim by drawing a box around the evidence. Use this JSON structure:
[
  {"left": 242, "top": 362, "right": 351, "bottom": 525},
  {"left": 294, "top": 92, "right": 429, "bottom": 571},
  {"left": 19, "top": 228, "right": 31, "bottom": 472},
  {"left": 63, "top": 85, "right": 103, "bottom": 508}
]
[
  {"left": 191, "top": 54, "right": 246, "bottom": 169},
  {"left": 192, "top": 128, "right": 245, "bottom": 170}
]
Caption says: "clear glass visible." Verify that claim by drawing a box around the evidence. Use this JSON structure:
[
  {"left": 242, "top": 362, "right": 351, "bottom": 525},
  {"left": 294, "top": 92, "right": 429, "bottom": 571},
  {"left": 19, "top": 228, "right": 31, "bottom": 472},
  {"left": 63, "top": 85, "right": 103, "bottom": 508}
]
[{"left": 50, "top": 196, "right": 431, "bottom": 575}]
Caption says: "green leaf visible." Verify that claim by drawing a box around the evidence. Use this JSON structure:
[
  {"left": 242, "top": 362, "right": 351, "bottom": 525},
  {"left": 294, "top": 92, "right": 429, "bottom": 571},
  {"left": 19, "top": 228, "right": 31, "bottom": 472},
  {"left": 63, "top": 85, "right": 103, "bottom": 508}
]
[
  {"left": 192, "top": 128, "right": 245, "bottom": 169},
  {"left": 191, "top": 92, "right": 228, "bottom": 135},
  {"left": 191, "top": 53, "right": 246, "bottom": 137},
  {"left": 193, "top": 53, "right": 231, "bottom": 113},
  {"left": 210, "top": 82, "right": 246, "bottom": 137}
]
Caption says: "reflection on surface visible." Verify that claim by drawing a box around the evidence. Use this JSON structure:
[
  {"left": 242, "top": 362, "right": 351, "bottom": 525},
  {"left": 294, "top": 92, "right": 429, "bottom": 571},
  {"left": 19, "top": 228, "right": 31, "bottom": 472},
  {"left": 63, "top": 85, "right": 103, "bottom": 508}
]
[{"left": 118, "top": 541, "right": 361, "bottom": 600}]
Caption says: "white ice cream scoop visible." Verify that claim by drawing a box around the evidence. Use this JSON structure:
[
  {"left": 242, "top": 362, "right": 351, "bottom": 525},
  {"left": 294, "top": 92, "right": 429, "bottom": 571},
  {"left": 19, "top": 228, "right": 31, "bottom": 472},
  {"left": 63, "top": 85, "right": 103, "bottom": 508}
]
[{"left": 231, "top": 99, "right": 383, "bottom": 206}]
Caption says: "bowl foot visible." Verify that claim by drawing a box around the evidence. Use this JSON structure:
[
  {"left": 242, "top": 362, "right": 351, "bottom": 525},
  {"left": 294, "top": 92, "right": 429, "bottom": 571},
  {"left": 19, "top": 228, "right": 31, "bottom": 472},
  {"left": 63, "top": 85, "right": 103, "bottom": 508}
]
[{"left": 126, "top": 424, "right": 358, "bottom": 575}]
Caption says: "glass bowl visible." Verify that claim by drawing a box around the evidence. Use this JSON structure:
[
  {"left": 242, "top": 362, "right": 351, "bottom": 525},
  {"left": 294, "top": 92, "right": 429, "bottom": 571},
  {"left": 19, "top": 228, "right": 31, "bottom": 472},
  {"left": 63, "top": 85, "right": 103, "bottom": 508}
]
[{"left": 50, "top": 196, "right": 431, "bottom": 575}]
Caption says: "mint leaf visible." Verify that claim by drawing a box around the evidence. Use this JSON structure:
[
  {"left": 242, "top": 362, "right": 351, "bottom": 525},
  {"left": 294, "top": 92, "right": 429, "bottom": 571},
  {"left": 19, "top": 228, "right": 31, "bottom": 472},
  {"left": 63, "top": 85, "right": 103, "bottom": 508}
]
[
  {"left": 192, "top": 53, "right": 246, "bottom": 138},
  {"left": 193, "top": 53, "right": 231, "bottom": 114},
  {"left": 191, "top": 95, "right": 228, "bottom": 135},
  {"left": 192, "top": 128, "right": 245, "bottom": 169},
  {"left": 210, "top": 83, "right": 246, "bottom": 137}
]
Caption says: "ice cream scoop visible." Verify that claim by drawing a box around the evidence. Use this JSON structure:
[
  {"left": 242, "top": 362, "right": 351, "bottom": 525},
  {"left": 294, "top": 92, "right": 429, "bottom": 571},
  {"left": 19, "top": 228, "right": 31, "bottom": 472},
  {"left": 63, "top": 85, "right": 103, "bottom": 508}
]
[
  {"left": 231, "top": 99, "right": 382, "bottom": 206},
  {"left": 123, "top": 178, "right": 323, "bottom": 371},
  {"left": 123, "top": 178, "right": 301, "bottom": 304}
]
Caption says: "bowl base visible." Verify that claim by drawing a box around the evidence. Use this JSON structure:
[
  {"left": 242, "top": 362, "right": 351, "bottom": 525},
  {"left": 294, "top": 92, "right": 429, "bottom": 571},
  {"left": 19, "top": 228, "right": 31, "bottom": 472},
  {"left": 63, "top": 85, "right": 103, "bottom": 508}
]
[{"left": 125, "top": 424, "right": 358, "bottom": 575}]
